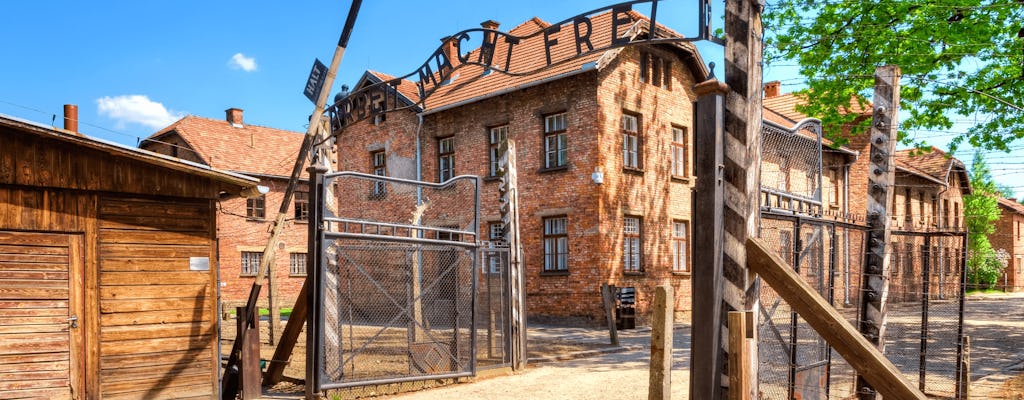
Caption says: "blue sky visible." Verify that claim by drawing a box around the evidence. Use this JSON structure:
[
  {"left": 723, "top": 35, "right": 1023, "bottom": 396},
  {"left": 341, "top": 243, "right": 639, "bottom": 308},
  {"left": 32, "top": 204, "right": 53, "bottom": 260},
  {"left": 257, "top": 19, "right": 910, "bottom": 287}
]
[{"left": 1, "top": 1, "right": 1021, "bottom": 194}]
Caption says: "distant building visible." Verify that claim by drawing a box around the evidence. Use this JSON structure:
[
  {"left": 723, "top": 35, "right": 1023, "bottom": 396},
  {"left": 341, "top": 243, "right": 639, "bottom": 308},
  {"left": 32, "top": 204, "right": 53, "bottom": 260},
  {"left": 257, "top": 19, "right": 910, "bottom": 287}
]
[
  {"left": 141, "top": 108, "right": 309, "bottom": 307},
  {"left": 992, "top": 197, "right": 1024, "bottom": 291},
  {"left": 333, "top": 11, "right": 709, "bottom": 323}
]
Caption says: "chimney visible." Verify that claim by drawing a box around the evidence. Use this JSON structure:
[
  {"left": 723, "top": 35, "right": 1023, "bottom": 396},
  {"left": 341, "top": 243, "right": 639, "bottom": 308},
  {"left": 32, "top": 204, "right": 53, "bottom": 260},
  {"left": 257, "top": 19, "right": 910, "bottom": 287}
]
[
  {"left": 764, "top": 81, "right": 781, "bottom": 98},
  {"left": 439, "top": 36, "right": 459, "bottom": 77},
  {"left": 481, "top": 19, "right": 500, "bottom": 41},
  {"left": 63, "top": 104, "right": 79, "bottom": 135},
  {"left": 225, "top": 108, "right": 244, "bottom": 128},
  {"left": 480, "top": 20, "right": 501, "bottom": 67}
]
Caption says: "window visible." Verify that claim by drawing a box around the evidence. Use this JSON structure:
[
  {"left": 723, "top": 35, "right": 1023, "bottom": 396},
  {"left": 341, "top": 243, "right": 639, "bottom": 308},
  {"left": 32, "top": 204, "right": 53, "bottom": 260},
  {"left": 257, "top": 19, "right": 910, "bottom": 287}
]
[
  {"left": 371, "top": 150, "right": 387, "bottom": 197},
  {"left": 943, "top": 199, "right": 950, "bottom": 228},
  {"left": 488, "top": 125, "right": 508, "bottom": 177},
  {"left": 438, "top": 137, "right": 455, "bottom": 182},
  {"left": 671, "top": 126, "right": 688, "bottom": 178},
  {"left": 543, "top": 113, "right": 567, "bottom": 169},
  {"left": 622, "top": 113, "right": 640, "bottom": 169},
  {"left": 542, "top": 216, "right": 569, "bottom": 272},
  {"left": 918, "top": 192, "right": 926, "bottom": 226},
  {"left": 891, "top": 242, "right": 901, "bottom": 277},
  {"left": 672, "top": 221, "right": 689, "bottom": 273},
  {"left": 828, "top": 169, "right": 840, "bottom": 206},
  {"left": 623, "top": 216, "right": 642, "bottom": 273},
  {"left": 290, "top": 253, "right": 307, "bottom": 276},
  {"left": 488, "top": 221, "right": 505, "bottom": 242},
  {"left": 953, "top": 202, "right": 960, "bottom": 229},
  {"left": 294, "top": 191, "right": 309, "bottom": 221},
  {"left": 903, "top": 188, "right": 912, "bottom": 227},
  {"left": 1017, "top": 256, "right": 1022, "bottom": 274},
  {"left": 779, "top": 231, "right": 793, "bottom": 265},
  {"left": 639, "top": 52, "right": 671, "bottom": 89},
  {"left": 246, "top": 196, "right": 265, "bottom": 219},
  {"left": 932, "top": 198, "right": 940, "bottom": 227},
  {"left": 241, "top": 251, "right": 262, "bottom": 276}
]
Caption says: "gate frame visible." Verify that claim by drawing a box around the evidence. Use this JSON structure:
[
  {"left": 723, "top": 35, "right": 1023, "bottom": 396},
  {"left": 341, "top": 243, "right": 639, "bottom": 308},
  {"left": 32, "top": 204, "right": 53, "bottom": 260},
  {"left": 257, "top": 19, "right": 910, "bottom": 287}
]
[{"left": 306, "top": 169, "right": 484, "bottom": 392}]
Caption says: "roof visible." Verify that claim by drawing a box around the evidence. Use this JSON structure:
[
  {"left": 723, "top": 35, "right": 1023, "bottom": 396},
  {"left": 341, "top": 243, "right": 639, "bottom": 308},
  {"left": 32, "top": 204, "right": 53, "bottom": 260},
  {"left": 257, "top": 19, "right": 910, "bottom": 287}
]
[
  {"left": 894, "top": 147, "right": 972, "bottom": 194},
  {"left": 998, "top": 197, "right": 1024, "bottom": 215},
  {"left": 145, "top": 115, "right": 306, "bottom": 178},
  {"left": 0, "top": 113, "right": 258, "bottom": 190},
  {"left": 358, "top": 9, "right": 708, "bottom": 115}
]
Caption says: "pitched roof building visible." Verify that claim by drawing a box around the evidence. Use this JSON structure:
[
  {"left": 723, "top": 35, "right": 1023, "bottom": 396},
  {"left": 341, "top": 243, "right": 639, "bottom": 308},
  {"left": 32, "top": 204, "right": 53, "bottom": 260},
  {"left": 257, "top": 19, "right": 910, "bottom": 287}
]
[
  {"left": 141, "top": 109, "right": 311, "bottom": 309},
  {"left": 333, "top": 10, "right": 708, "bottom": 323}
]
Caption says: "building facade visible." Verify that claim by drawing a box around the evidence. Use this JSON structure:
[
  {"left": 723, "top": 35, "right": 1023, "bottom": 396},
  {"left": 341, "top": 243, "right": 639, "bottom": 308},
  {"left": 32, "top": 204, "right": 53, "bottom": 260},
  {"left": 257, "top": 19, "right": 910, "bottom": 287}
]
[
  {"left": 993, "top": 197, "right": 1024, "bottom": 291},
  {"left": 141, "top": 109, "right": 309, "bottom": 307},
  {"left": 334, "top": 11, "right": 709, "bottom": 323}
]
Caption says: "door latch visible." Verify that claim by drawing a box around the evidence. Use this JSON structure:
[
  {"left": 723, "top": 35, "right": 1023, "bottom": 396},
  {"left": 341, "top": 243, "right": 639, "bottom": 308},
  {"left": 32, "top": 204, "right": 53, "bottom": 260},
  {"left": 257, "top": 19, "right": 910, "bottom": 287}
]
[{"left": 68, "top": 315, "right": 78, "bottom": 329}]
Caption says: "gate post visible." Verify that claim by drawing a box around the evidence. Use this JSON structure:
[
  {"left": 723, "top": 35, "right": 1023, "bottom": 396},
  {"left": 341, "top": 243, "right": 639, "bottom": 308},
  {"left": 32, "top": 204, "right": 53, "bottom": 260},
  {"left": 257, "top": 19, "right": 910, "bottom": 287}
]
[
  {"left": 855, "top": 65, "right": 901, "bottom": 399},
  {"left": 690, "top": 76, "right": 727, "bottom": 399},
  {"left": 304, "top": 164, "right": 327, "bottom": 400}
]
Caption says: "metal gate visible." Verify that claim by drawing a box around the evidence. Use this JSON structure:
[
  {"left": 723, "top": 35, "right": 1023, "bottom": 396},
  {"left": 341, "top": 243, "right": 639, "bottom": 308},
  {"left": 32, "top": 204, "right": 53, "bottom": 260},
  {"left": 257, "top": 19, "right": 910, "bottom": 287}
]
[{"left": 307, "top": 171, "right": 483, "bottom": 390}]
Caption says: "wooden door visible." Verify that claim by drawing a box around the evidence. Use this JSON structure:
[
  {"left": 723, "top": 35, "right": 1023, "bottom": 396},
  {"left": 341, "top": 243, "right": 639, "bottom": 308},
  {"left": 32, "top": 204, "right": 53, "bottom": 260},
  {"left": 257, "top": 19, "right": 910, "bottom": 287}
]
[{"left": 0, "top": 232, "right": 84, "bottom": 399}]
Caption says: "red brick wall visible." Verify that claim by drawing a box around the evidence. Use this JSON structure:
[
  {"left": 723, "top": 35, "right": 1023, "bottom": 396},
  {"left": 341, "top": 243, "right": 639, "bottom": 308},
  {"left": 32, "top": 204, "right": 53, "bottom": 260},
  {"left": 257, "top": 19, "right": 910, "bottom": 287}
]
[
  {"left": 992, "top": 207, "right": 1024, "bottom": 291},
  {"left": 215, "top": 178, "right": 310, "bottom": 306}
]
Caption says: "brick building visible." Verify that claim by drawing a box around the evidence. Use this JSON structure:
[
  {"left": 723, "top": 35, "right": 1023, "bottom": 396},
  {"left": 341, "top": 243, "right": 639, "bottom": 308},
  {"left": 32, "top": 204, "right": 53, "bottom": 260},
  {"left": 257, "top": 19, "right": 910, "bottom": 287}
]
[
  {"left": 333, "top": 11, "right": 709, "bottom": 323},
  {"left": 141, "top": 108, "right": 309, "bottom": 306},
  {"left": 761, "top": 82, "right": 970, "bottom": 304},
  {"left": 993, "top": 197, "right": 1024, "bottom": 291}
]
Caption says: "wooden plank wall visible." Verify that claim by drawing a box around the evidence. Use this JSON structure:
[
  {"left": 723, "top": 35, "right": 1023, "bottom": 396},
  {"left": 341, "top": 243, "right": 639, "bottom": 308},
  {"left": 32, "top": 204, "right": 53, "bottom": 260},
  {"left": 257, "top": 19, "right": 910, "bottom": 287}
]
[
  {"left": 1, "top": 127, "right": 220, "bottom": 200},
  {"left": 97, "top": 196, "right": 219, "bottom": 400}
]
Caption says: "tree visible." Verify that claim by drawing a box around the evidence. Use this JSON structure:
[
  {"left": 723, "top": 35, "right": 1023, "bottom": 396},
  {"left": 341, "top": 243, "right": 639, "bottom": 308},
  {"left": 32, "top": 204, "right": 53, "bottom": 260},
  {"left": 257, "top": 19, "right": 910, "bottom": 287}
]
[
  {"left": 765, "top": 1, "right": 1024, "bottom": 151},
  {"left": 963, "top": 151, "right": 1004, "bottom": 288}
]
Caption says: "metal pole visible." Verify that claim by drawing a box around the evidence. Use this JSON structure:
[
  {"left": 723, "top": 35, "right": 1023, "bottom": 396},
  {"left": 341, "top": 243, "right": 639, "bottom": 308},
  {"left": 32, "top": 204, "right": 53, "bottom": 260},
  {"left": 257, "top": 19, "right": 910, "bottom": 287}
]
[{"left": 920, "top": 235, "right": 932, "bottom": 391}]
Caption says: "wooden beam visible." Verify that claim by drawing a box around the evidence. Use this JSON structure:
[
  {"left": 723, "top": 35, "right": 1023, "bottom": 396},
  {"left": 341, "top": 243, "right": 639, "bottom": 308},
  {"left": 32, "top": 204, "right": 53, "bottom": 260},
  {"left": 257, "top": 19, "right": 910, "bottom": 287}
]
[
  {"left": 263, "top": 276, "right": 309, "bottom": 386},
  {"left": 746, "top": 237, "right": 926, "bottom": 400},
  {"left": 727, "top": 311, "right": 751, "bottom": 400}
]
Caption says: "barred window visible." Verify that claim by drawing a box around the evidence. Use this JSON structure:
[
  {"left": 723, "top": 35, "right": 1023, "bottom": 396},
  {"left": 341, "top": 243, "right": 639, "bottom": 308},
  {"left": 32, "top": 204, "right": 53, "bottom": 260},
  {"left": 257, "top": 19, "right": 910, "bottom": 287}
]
[
  {"left": 371, "top": 150, "right": 387, "bottom": 197},
  {"left": 290, "top": 253, "right": 307, "bottom": 276},
  {"left": 241, "top": 251, "right": 262, "bottom": 276},
  {"left": 623, "top": 216, "right": 641, "bottom": 272},
  {"left": 294, "top": 191, "right": 309, "bottom": 221}
]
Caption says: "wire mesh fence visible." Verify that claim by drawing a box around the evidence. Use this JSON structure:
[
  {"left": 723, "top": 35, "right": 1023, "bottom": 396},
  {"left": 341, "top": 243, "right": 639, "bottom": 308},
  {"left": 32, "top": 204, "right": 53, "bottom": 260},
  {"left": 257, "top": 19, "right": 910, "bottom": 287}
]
[
  {"left": 314, "top": 172, "right": 483, "bottom": 390},
  {"left": 756, "top": 211, "right": 967, "bottom": 399}
]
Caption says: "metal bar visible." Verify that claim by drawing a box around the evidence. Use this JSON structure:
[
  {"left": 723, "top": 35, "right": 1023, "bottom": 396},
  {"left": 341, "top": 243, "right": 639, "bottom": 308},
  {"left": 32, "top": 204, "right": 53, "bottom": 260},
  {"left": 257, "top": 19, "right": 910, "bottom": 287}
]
[
  {"left": 325, "top": 217, "right": 476, "bottom": 238},
  {"left": 306, "top": 165, "right": 328, "bottom": 398},
  {"left": 920, "top": 236, "right": 932, "bottom": 391},
  {"left": 789, "top": 218, "right": 802, "bottom": 400},
  {"left": 318, "top": 371, "right": 476, "bottom": 390},
  {"left": 954, "top": 232, "right": 968, "bottom": 399},
  {"left": 826, "top": 223, "right": 837, "bottom": 399},
  {"left": 325, "top": 232, "right": 478, "bottom": 248}
]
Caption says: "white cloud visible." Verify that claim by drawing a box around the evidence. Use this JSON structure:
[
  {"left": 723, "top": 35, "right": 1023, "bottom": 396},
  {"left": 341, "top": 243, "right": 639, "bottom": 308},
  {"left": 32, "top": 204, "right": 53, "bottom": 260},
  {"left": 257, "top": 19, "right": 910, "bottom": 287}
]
[
  {"left": 95, "top": 95, "right": 184, "bottom": 129},
  {"left": 228, "top": 53, "right": 258, "bottom": 72}
]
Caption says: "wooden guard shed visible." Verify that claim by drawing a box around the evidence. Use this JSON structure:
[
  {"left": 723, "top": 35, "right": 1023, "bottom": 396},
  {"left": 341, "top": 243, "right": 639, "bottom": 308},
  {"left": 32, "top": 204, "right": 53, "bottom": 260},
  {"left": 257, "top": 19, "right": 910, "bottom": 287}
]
[{"left": 0, "top": 114, "right": 259, "bottom": 399}]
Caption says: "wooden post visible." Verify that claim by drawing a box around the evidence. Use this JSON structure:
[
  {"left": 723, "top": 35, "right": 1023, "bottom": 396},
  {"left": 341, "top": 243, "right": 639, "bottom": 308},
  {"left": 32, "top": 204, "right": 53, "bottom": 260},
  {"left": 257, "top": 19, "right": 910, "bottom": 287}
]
[
  {"left": 728, "top": 311, "right": 751, "bottom": 400},
  {"left": 269, "top": 260, "right": 279, "bottom": 345},
  {"left": 263, "top": 277, "right": 309, "bottom": 385},
  {"left": 746, "top": 237, "right": 926, "bottom": 399},
  {"left": 690, "top": 77, "right": 728, "bottom": 399},
  {"left": 499, "top": 138, "right": 526, "bottom": 370},
  {"left": 856, "top": 65, "right": 901, "bottom": 400},
  {"left": 649, "top": 285, "right": 674, "bottom": 400},
  {"left": 601, "top": 283, "right": 619, "bottom": 346},
  {"left": 237, "top": 306, "right": 261, "bottom": 399},
  {"left": 720, "top": 0, "right": 765, "bottom": 397}
]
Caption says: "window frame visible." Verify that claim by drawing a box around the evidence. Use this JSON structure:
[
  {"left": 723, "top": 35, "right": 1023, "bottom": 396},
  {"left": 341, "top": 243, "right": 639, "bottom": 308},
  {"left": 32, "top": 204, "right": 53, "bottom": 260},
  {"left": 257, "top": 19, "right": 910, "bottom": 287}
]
[
  {"left": 542, "top": 112, "right": 568, "bottom": 170},
  {"left": 672, "top": 220, "right": 690, "bottom": 273},
  {"left": 294, "top": 191, "right": 309, "bottom": 222},
  {"left": 623, "top": 216, "right": 642, "bottom": 273},
  {"left": 621, "top": 112, "right": 642, "bottom": 171},
  {"left": 240, "top": 251, "right": 262, "bottom": 277},
  {"left": 289, "top": 252, "right": 307, "bottom": 276},
  {"left": 246, "top": 196, "right": 266, "bottom": 220},
  {"left": 670, "top": 125, "right": 688, "bottom": 179},
  {"left": 542, "top": 216, "right": 569, "bottom": 273},
  {"left": 488, "top": 125, "right": 509, "bottom": 178},
  {"left": 438, "top": 136, "right": 455, "bottom": 182},
  {"left": 371, "top": 150, "right": 387, "bottom": 198}
]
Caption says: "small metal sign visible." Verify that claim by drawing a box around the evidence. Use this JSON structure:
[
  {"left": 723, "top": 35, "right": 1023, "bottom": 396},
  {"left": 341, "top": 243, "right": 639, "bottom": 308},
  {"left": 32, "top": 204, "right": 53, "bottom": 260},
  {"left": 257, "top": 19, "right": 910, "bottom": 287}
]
[
  {"left": 304, "top": 58, "right": 329, "bottom": 104},
  {"left": 189, "top": 257, "right": 210, "bottom": 271}
]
